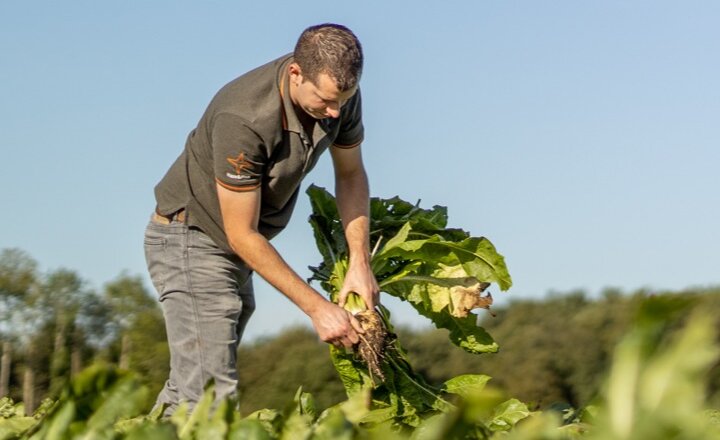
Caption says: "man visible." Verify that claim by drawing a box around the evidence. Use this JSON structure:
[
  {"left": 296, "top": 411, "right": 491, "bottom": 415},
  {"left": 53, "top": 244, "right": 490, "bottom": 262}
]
[{"left": 144, "top": 23, "right": 379, "bottom": 416}]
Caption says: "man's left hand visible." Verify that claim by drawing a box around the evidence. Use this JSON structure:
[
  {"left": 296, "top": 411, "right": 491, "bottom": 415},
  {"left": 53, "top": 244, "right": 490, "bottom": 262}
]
[{"left": 338, "top": 259, "right": 379, "bottom": 310}]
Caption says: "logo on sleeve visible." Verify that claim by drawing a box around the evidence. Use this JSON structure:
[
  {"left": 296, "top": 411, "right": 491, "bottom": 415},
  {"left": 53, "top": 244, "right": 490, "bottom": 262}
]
[{"left": 226, "top": 153, "right": 252, "bottom": 180}]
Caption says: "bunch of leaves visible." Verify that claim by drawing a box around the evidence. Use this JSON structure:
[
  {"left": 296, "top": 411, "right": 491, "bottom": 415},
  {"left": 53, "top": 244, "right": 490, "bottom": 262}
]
[
  {"left": 306, "top": 185, "right": 515, "bottom": 430},
  {"left": 307, "top": 185, "right": 511, "bottom": 354}
]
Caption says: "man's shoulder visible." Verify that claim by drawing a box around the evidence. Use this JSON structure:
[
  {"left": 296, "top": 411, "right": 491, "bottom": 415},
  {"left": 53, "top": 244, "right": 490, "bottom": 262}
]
[
  {"left": 206, "top": 54, "right": 292, "bottom": 131},
  {"left": 213, "top": 54, "right": 290, "bottom": 107}
]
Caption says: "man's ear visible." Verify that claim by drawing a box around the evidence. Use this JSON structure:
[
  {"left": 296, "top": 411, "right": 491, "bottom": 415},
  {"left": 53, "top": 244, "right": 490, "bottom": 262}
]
[{"left": 288, "top": 63, "right": 303, "bottom": 85}]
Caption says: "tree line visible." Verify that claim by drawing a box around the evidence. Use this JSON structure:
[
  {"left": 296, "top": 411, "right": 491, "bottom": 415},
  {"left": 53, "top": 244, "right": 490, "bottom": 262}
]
[
  {"left": 235, "top": 286, "right": 720, "bottom": 414},
  {"left": 2, "top": 247, "right": 719, "bottom": 415},
  {"left": 0, "top": 248, "right": 169, "bottom": 413}
]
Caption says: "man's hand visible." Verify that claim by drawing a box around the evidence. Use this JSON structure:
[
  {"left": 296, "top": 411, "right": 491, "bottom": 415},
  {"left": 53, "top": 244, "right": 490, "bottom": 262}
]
[
  {"left": 309, "top": 300, "right": 364, "bottom": 348},
  {"left": 338, "top": 259, "right": 380, "bottom": 310}
]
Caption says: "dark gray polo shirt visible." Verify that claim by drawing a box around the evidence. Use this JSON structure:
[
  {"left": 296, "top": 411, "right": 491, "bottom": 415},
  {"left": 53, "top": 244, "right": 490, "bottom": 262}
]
[{"left": 154, "top": 54, "right": 364, "bottom": 253}]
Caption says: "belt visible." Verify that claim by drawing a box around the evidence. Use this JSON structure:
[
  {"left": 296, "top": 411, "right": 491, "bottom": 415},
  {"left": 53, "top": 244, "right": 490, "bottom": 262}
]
[{"left": 152, "top": 208, "right": 186, "bottom": 225}]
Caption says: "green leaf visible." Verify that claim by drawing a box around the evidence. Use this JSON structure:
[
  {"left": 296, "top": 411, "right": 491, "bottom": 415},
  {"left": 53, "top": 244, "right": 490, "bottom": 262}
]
[
  {"left": 195, "top": 397, "right": 234, "bottom": 440},
  {"left": 335, "top": 388, "right": 371, "bottom": 424},
  {"left": 311, "top": 407, "right": 355, "bottom": 440},
  {"left": 294, "top": 387, "right": 317, "bottom": 420},
  {"left": 329, "top": 346, "right": 372, "bottom": 395},
  {"left": 0, "top": 398, "right": 18, "bottom": 418},
  {"left": 374, "top": 222, "right": 412, "bottom": 258},
  {"left": 487, "top": 398, "right": 531, "bottom": 432},
  {"left": 178, "top": 383, "right": 216, "bottom": 439},
  {"left": 0, "top": 417, "right": 38, "bottom": 440},
  {"left": 442, "top": 374, "right": 491, "bottom": 398},
  {"left": 409, "top": 412, "right": 454, "bottom": 440},
  {"left": 85, "top": 376, "right": 149, "bottom": 433},
  {"left": 30, "top": 400, "right": 76, "bottom": 440},
  {"left": 383, "top": 284, "right": 498, "bottom": 354},
  {"left": 122, "top": 421, "right": 179, "bottom": 440},
  {"left": 436, "top": 313, "right": 498, "bottom": 354},
  {"left": 383, "top": 235, "right": 512, "bottom": 292},
  {"left": 243, "top": 408, "right": 282, "bottom": 439},
  {"left": 228, "top": 419, "right": 272, "bottom": 440},
  {"left": 279, "top": 411, "right": 313, "bottom": 440},
  {"left": 359, "top": 406, "right": 397, "bottom": 425}
]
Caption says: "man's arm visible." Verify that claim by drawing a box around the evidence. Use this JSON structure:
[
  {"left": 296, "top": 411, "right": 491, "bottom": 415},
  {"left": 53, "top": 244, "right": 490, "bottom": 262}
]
[
  {"left": 330, "top": 144, "right": 380, "bottom": 310},
  {"left": 216, "top": 184, "right": 363, "bottom": 348}
]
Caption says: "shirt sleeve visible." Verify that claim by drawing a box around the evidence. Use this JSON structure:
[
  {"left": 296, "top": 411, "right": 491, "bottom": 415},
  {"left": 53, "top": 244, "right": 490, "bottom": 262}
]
[
  {"left": 211, "top": 112, "right": 266, "bottom": 191},
  {"left": 333, "top": 89, "right": 364, "bottom": 149}
]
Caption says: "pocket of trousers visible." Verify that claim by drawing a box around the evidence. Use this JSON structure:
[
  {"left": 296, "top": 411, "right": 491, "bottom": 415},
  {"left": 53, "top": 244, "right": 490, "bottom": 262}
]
[{"left": 144, "top": 227, "right": 169, "bottom": 295}]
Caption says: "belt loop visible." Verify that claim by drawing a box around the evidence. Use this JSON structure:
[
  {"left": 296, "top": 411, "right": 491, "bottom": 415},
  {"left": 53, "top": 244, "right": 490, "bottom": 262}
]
[{"left": 152, "top": 208, "right": 186, "bottom": 225}]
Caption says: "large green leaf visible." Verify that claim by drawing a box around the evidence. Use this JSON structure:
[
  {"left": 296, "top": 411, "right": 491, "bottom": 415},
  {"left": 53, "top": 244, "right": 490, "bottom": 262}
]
[
  {"left": 383, "top": 282, "right": 498, "bottom": 354},
  {"left": 329, "top": 346, "right": 372, "bottom": 396},
  {"left": 380, "top": 234, "right": 512, "bottom": 291}
]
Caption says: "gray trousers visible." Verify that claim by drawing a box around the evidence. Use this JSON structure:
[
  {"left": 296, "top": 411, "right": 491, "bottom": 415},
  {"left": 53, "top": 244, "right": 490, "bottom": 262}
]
[{"left": 144, "top": 217, "right": 255, "bottom": 417}]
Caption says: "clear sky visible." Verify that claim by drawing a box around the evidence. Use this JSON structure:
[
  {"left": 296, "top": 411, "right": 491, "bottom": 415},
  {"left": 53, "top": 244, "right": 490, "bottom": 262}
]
[{"left": 1, "top": 1, "right": 718, "bottom": 340}]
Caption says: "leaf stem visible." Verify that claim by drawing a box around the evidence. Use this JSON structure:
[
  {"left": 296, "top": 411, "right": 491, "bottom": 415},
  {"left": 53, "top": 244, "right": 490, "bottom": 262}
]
[
  {"left": 379, "top": 275, "right": 465, "bottom": 289},
  {"left": 370, "top": 236, "right": 383, "bottom": 260}
]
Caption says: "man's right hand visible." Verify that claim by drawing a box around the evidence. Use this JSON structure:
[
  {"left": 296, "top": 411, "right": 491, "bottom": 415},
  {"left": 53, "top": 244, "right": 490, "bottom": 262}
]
[{"left": 310, "top": 300, "right": 364, "bottom": 348}]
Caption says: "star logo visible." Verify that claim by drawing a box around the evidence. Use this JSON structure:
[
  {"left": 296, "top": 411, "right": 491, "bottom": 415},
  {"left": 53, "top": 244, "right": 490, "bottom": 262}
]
[{"left": 227, "top": 153, "right": 250, "bottom": 175}]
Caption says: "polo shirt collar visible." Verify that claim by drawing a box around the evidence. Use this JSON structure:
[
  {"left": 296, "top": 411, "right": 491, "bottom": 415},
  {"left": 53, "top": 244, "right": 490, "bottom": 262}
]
[{"left": 278, "top": 57, "right": 303, "bottom": 134}]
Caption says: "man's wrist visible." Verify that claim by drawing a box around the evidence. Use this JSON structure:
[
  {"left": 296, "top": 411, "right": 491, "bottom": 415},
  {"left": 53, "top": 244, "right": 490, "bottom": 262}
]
[
  {"left": 348, "top": 251, "right": 371, "bottom": 267},
  {"left": 301, "top": 289, "right": 331, "bottom": 317}
]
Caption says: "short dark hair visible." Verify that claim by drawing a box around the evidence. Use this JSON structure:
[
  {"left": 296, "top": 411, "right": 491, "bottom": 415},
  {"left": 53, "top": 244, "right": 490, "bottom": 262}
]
[{"left": 293, "top": 23, "right": 363, "bottom": 91}]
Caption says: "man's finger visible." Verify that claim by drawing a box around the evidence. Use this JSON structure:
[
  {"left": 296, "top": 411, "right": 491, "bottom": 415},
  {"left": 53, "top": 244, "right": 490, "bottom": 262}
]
[
  {"left": 337, "top": 289, "right": 348, "bottom": 307},
  {"left": 327, "top": 337, "right": 343, "bottom": 349},
  {"left": 349, "top": 313, "right": 365, "bottom": 335},
  {"left": 344, "top": 332, "right": 359, "bottom": 347},
  {"left": 359, "top": 291, "right": 376, "bottom": 310}
]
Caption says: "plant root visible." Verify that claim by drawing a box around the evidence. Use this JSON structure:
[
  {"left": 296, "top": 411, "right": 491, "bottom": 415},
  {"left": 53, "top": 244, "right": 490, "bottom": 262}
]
[{"left": 355, "top": 309, "right": 387, "bottom": 382}]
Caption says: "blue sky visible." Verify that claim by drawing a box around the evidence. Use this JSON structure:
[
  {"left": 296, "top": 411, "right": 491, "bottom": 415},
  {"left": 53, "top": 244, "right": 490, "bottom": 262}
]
[{"left": 2, "top": 1, "right": 718, "bottom": 340}]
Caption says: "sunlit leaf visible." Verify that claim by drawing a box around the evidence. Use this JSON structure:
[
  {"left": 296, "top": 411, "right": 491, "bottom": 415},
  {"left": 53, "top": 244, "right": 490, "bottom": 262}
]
[{"left": 442, "top": 374, "right": 491, "bottom": 398}]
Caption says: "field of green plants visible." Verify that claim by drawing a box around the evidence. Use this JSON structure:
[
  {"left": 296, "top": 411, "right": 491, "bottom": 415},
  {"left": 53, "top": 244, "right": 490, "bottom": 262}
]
[
  {"left": 2, "top": 187, "right": 719, "bottom": 439},
  {"left": 2, "top": 296, "right": 718, "bottom": 439}
]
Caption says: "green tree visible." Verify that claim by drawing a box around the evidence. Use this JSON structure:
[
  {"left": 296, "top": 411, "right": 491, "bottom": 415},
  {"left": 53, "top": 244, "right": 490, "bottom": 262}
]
[
  {"left": 237, "top": 326, "right": 346, "bottom": 414},
  {"left": 470, "top": 290, "right": 630, "bottom": 408},
  {"left": 101, "top": 273, "right": 168, "bottom": 404},
  {"left": 0, "top": 248, "right": 39, "bottom": 400},
  {"left": 34, "top": 269, "right": 108, "bottom": 397}
]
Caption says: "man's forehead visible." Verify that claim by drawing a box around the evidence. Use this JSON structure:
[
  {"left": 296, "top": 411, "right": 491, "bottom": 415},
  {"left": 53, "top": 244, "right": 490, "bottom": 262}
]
[{"left": 315, "top": 73, "right": 357, "bottom": 100}]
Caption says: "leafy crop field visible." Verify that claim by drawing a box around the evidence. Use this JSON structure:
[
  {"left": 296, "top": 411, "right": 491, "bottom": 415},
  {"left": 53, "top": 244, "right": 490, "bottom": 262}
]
[
  {"left": 2, "top": 300, "right": 719, "bottom": 439},
  {"left": 2, "top": 189, "right": 719, "bottom": 439}
]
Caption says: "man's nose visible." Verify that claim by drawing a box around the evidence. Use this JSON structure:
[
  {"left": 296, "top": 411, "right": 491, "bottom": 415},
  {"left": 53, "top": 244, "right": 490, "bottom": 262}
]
[{"left": 326, "top": 103, "right": 340, "bottom": 118}]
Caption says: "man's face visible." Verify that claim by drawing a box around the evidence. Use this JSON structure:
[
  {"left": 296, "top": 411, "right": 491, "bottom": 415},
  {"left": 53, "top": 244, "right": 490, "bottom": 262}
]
[{"left": 289, "top": 64, "right": 357, "bottom": 120}]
